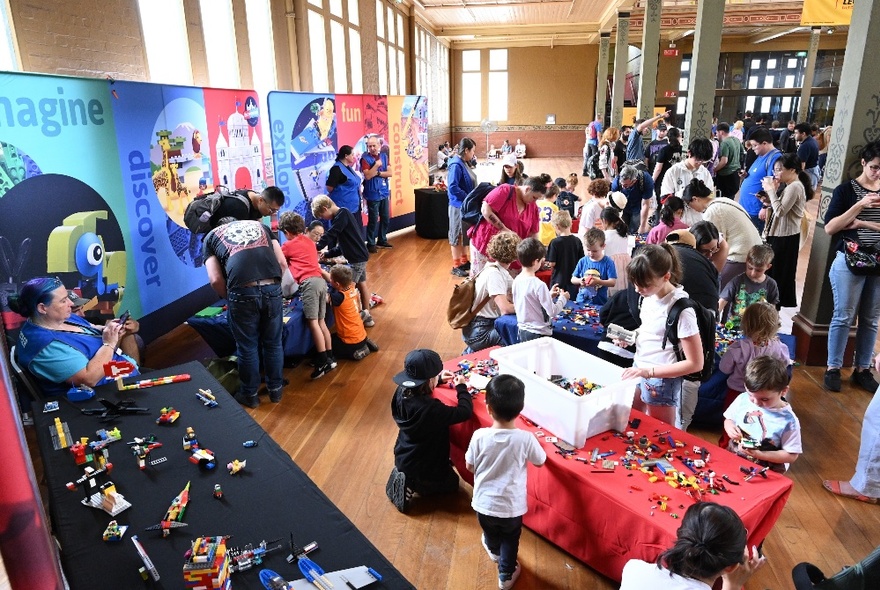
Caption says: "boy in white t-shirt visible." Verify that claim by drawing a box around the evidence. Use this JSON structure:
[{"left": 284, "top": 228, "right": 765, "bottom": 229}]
[
  {"left": 466, "top": 375, "right": 546, "bottom": 589},
  {"left": 512, "top": 238, "right": 569, "bottom": 342}
]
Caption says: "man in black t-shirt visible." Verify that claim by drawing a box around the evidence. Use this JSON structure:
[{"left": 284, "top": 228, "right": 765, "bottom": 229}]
[
  {"left": 646, "top": 123, "right": 669, "bottom": 170},
  {"left": 209, "top": 186, "right": 285, "bottom": 228},
  {"left": 652, "top": 127, "right": 683, "bottom": 198},
  {"left": 204, "top": 219, "right": 287, "bottom": 408}
]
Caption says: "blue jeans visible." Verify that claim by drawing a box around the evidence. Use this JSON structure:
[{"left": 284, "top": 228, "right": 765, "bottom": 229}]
[
  {"left": 227, "top": 283, "right": 284, "bottom": 398},
  {"left": 478, "top": 513, "right": 522, "bottom": 578},
  {"left": 366, "top": 197, "right": 390, "bottom": 246},
  {"left": 463, "top": 316, "right": 503, "bottom": 351},
  {"left": 851, "top": 387, "right": 880, "bottom": 497},
  {"left": 828, "top": 251, "right": 880, "bottom": 369},
  {"left": 748, "top": 213, "right": 765, "bottom": 236}
]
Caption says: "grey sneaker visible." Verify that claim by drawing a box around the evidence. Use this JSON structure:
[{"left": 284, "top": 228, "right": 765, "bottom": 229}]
[
  {"left": 499, "top": 563, "right": 521, "bottom": 589},
  {"left": 362, "top": 312, "right": 375, "bottom": 327},
  {"left": 353, "top": 346, "right": 371, "bottom": 360},
  {"left": 364, "top": 338, "right": 380, "bottom": 352},
  {"left": 385, "top": 467, "right": 411, "bottom": 513}
]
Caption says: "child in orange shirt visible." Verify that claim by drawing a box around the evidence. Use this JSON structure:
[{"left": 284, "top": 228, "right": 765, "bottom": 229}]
[{"left": 328, "top": 265, "right": 379, "bottom": 360}]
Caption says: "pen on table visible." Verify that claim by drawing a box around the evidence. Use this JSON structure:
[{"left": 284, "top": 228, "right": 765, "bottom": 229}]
[{"left": 340, "top": 575, "right": 357, "bottom": 590}]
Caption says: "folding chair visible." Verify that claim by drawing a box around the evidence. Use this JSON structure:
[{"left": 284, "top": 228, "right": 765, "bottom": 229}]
[{"left": 9, "top": 344, "right": 45, "bottom": 404}]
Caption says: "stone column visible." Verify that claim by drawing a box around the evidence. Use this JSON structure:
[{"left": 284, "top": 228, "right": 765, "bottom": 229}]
[
  {"left": 596, "top": 33, "right": 611, "bottom": 123},
  {"left": 683, "top": 0, "right": 724, "bottom": 142},
  {"left": 794, "top": 0, "right": 880, "bottom": 365},
  {"left": 610, "top": 13, "right": 630, "bottom": 129},
  {"left": 797, "top": 27, "right": 822, "bottom": 122},
  {"left": 637, "top": 0, "right": 662, "bottom": 120}
]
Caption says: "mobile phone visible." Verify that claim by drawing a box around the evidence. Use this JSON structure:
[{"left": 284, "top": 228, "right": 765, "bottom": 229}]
[{"left": 117, "top": 310, "right": 130, "bottom": 325}]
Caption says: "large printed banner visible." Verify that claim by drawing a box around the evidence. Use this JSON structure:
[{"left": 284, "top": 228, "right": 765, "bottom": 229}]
[
  {"left": 801, "top": 0, "right": 854, "bottom": 26},
  {"left": 0, "top": 72, "right": 266, "bottom": 338},
  {"left": 0, "top": 71, "right": 427, "bottom": 341},
  {"left": 267, "top": 91, "right": 428, "bottom": 227}
]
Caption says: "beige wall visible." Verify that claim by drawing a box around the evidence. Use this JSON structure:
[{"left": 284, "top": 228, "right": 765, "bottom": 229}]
[{"left": 9, "top": 0, "right": 148, "bottom": 80}]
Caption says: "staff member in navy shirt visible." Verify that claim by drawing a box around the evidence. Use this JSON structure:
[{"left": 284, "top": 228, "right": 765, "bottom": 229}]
[{"left": 795, "top": 123, "right": 820, "bottom": 191}]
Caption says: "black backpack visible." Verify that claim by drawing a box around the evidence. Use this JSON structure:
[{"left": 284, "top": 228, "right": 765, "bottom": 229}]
[
  {"left": 662, "top": 297, "right": 716, "bottom": 382},
  {"left": 586, "top": 153, "right": 602, "bottom": 180},
  {"left": 461, "top": 182, "right": 499, "bottom": 226},
  {"left": 183, "top": 186, "right": 251, "bottom": 234}
]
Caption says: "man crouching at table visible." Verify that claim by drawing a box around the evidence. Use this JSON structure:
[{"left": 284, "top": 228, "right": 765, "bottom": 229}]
[{"left": 204, "top": 217, "right": 287, "bottom": 408}]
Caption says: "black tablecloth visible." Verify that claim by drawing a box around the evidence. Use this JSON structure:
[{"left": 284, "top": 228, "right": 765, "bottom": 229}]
[
  {"left": 34, "top": 362, "right": 412, "bottom": 589},
  {"left": 187, "top": 298, "right": 335, "bottom": 359},
  {"left": 413, "top": 188, "right": 448, "bottom": 239}
]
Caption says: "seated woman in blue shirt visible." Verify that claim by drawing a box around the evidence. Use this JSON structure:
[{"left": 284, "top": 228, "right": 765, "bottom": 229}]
[{"left": 11, "top": 277, "right": 140, "bottom": 396}]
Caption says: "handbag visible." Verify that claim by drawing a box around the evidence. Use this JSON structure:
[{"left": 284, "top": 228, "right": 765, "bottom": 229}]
[{"left": 842, "top": 237, "right": 880, "bottom": 276}]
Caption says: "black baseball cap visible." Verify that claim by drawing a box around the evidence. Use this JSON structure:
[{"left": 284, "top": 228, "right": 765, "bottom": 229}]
[{"left": 393, "top": 349, "right": 443, "bottom": 387}]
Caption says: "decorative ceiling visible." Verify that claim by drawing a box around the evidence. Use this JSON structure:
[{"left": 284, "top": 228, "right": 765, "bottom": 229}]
[{"left": 410, "top": 0, "right": 846, "bottom": 47}]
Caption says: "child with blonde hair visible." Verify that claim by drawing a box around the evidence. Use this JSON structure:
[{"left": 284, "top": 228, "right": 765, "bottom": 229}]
[
  {"left": 578, "top": 178, "right": 610, "bottom": 242},
  {"left": 547, "top": 211, "right": 584, "bottom": 300},
  {"left": 719, "top": 301, "right": 790, "bottom": 409}
]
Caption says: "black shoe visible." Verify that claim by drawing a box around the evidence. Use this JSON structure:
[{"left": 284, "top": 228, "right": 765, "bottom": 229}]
[
  {"left": 268, "top": 388, "right": 282, "bottom": 403},
  {"left": 851, "top": 369, "right": 879, "bottom": 393},
  {"left": 367, "top": 245, "right": 378, "bottom": 253},
  {"left": 459, "top": 261, "right": 471, "bottom": 271},
  {"left": 377, "top": 242, "right": 393, "bottom": 249},
  {"left": 824, "top": 369, "right": 842, "bottom": 392},
  {"left": 328, "top": 353, "right": 338, "bottom": 369},
  {"left": 385, "top": 467, "right": 411, "bottom": 513},
  {"left": 365, "top": 338, "right": 380, "bottom": 352},
  {"left": 310, "top": 362, "right": 333, "bottom": 380},
  {"left": 234, "top": 392, "right": 259, "bottom": 408},
  {"left": 451, "top": 266, "right": 468, "bottom": 277}
]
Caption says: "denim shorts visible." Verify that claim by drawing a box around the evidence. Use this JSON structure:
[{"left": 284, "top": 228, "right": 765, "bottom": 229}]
[
  {"left": 639, "top": 376, "right": 682, "bottom": 407},
  {"left": 348, "top": 261, "right": 368, "bottom": 284}
]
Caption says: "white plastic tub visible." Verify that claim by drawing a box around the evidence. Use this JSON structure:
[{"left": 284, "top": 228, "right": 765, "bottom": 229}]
[{"left": 490, "top": 338, "right": 637, "bottom": 448}]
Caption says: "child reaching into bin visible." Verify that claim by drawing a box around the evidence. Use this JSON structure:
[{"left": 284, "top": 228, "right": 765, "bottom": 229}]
[
  {"left": 620, "top": 244, "right": 704, "bottom": 425},
  {"left": 386, "top": 349, "right": 472, "bottom": 513},
  {"left": 466, "top": 374, "right": 546, "bottom": 589}
]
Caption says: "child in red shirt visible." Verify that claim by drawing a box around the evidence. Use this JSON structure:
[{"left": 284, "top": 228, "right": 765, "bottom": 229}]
[{"left": 280, "top": 212, "right": 335, "bottom": 379}]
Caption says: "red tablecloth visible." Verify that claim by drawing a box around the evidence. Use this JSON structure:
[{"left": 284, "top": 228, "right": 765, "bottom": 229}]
[{"left": 439, "top": 349, "right": 792, "bottom": 582}]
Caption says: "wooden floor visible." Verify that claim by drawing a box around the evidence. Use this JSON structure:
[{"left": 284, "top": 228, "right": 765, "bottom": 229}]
[{"left": 137, "top": 158, "right": 880, "bottom": 589}]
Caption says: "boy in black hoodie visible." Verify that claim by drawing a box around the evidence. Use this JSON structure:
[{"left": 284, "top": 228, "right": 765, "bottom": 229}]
[{"left": 386, "top": 349, "right": 473, "bottom": 513}]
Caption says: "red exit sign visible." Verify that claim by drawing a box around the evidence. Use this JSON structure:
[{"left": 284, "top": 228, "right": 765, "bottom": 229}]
[
  {"left": 664, "top": 91, "right": 677, "bottom": 98},
  {"left": 663, "top": 48, "right": 680, "bottom": 56}
]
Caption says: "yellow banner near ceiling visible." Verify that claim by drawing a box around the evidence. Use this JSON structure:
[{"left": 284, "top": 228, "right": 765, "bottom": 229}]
[{"left": 801, "top": 0, "right": 853, "bottom": 26}]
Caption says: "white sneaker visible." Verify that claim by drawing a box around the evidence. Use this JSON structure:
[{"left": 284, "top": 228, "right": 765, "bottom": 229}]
[
  {"left": 498, "top": 563, "right": 520, "bottom": 589},
  {"left": 362, "top": 312, "right": 375, "bottom": 328},
  {"left": 481, "top": 534, "right": 499, "bottom": 562}
]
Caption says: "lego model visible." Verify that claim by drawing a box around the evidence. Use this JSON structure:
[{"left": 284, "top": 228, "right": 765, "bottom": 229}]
[
  {"left": 145, "top": 481, "right": 190, "bottom": 537},
  {"left": 50, "top": 417, "right": 72, "bottom": 450},
  {"left": 43, "top": 401, "right": 60, "bottom": 413},
  {"left": 243, "top": 440, "right": 258, "bottom": 448},
  {"left": 183, "top": 426, "right": 217, "bottom": 470},
  {"left": 80, "top": 398, "right": 149, "bottom": 421},
  {"left": 213, "top": 484, "right": 223, "bottom": 500},
  {"left": 89, "top": 427, "right": 122, "bottom": 452},
  {"left": 226, "top": 459, "right": 246, "bottom": 475},
  {"left": 66, "top": 463, "right": 131, "bottom": 516},
  {"left": 128, "top": 435, "right": 164, "bottom": 470},
  {"left": 255, "top": 537, "right": 383, "bottom": 589},
  {"left": 196, "top": 388, "right": 218, "bottom": 407},
  {"left": 103, "top": 359, "right": 137, "bottom": 380},
  {"left": 228, "top": 538, "right": 283, "bottom": 573},
  {"left": 183, "top": 535, "right": 231, "bottom": 590},
  {"left": 117, "top": 373, "right": 191, "bottom": 390},
  {"left": 102, "top": 520, "right": 128, "bottom": 542},
  {"left": 156, "top": 407, "right": 181, "bottom": 424},
  {"left": 131, "top": 534, "right": 160, "bottom": 581}
]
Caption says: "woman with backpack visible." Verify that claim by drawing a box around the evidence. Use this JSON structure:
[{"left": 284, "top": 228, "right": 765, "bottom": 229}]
[
  {"left": 598, "top": 127, "right": 620, "bottom": 181},
  {"left": 760, "top": 153, "right": 812, "bottom": 307}
]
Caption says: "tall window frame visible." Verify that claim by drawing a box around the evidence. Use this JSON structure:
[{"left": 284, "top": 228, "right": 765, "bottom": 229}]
[
  {"left": 307, "top": 0, "right": 362, "bottom": 93},
  {"left": 376, "top": 0, "right": 406, "bottom": 95},
  {"left": 199, "top": 0, "right": 240, "bottom": 89},
  {"left": 487, "top": 49, "right": 508, "bottom": 122},
  {"left": 137, "top": 0, "right": 193, "bottom": 85},
  {"left": 0, "top": 0, "right": 19, "bottom": 71},
  {"left": 460, "top": 49, "right": 481, "bottom": 123}
]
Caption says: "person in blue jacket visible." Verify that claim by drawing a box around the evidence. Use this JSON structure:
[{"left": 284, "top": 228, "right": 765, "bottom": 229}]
[
  {"left": 447, "top": 138, "right": 477, "bottom": 277},
  {"left": 325, "top": 145, "right": 364, "bottom": 233}
]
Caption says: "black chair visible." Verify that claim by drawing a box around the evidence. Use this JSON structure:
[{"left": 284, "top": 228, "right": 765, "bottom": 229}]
[{"left": 9, "top": 344, "right": 44, "bottom": 404}]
